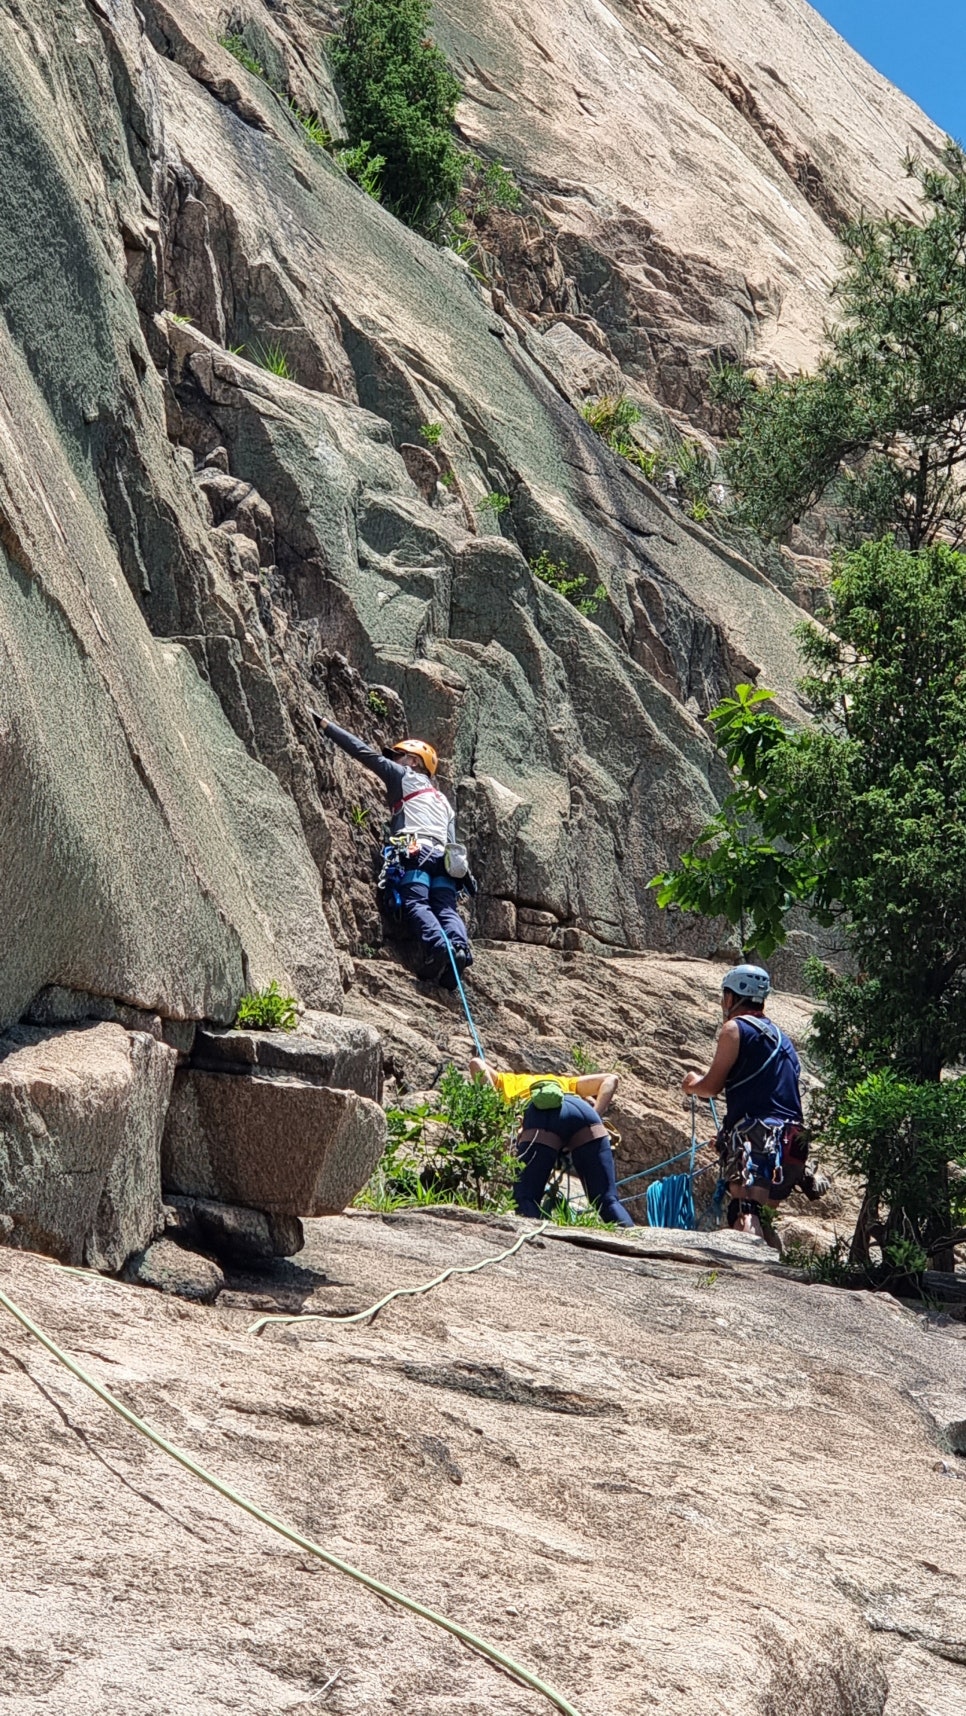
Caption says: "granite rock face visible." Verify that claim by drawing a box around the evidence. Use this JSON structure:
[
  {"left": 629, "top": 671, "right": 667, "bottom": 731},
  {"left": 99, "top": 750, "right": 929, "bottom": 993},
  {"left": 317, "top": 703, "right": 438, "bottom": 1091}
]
[
  {"left": 161, "top": 1068, "right": 387, "bottom": 1216},
  {"left": 193, "top": 1015, "right": 382, "bottom": 1098},
  {"left": 0, "top": 0, "right": 834, "bottom": 979},
  {"left": 124, "top": 1234, "right": 225, "bottom": 1302},
  {"left": 0, "top": 1, "right": 342, "bottom": 1029},
  {"left": 0, "top": 1022, "right": 176, "bottom": 1267},
  {"left": 0, "top": 0, "right": 944, "bottom": 997},
  {"left": 435, "top": 0, "right": 943, "bottom": 419}
]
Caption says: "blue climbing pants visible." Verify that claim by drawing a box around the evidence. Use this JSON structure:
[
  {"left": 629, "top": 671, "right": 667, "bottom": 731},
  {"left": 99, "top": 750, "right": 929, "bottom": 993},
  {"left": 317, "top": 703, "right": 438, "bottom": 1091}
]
[
  {"left": 513, "top": 1137, "right": 634, "bottom": 1227},
  {"left": 399, "top": 873, "right": 472, "bottom": 984}
]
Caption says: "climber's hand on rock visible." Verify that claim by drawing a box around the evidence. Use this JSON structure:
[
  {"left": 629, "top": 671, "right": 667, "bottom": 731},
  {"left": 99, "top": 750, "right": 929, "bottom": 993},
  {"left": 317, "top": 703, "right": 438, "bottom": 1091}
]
[{"left": 681, "top": 1071, "right": 702, "bottom": 1094}]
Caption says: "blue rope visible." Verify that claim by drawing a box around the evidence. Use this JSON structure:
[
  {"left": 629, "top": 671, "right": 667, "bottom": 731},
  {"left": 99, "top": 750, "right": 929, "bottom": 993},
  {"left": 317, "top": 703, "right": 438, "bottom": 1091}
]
[
  {"left": 615, "top": 1145, "right": 695, "bottom": 1190},
  {"left": 440, "top": 928, "right": 486, "bottom": 1064},
  {"left": 645, "top": 1174, "right": 695, "bottom": 1230},
  {"left": 620, "top": 1096, "right": 716, "bottom": 1227}
]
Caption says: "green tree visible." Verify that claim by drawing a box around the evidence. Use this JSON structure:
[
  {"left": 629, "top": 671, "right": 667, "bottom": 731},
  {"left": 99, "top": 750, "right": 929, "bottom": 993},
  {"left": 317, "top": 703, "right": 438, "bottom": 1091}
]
[
  {"left": 330, "top": 0, "right": 462, "bottom": 229},
  {"left": 718, "top": 143, "right": 966, "bottom": 550},
  {"left": 652, "top": 537, "right": 966, "bottom": 1260}
]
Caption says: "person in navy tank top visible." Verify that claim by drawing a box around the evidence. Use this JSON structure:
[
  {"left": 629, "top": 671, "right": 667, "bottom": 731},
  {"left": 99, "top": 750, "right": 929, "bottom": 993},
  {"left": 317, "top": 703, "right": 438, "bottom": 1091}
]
[{"left": 682, "top": 964, "right": 825, "bottom": 1240}]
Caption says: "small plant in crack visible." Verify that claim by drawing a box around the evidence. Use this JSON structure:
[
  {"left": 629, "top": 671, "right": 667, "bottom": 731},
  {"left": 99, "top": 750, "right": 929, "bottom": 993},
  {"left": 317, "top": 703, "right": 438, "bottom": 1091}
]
[
  {"left": 252, "top": 341, "right": 295, "bottom": 380},
  {"left": 288, "top": 100, "right": 331, "bottom": 148},
  {"left": 530, "top": 552, "right": 607, "bottom": 619},
  {"left": 420, "top": 422, "right": 444, "bottom": 447},
  {"left": 218, "top": 32, "right": 266, "bottom": 80},
  {"left": 235, "top": 980, "right": 298, "bottom": 1031},
  {"left": 366, "top": 689, "right": 389, "bottom": 717},
  {"left": 477, "top": 491, "right": 511, "bottom": 522},
  {"left": 349, "top": 804, "right": 371, "bottom": 828}
]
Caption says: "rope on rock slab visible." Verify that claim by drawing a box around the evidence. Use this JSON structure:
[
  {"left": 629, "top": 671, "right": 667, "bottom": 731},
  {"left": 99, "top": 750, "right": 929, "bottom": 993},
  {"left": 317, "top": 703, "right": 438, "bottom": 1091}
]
[
  {"left": 0, "top": 1275, "right": 584, "bottom": 1716},
  {"left": 248, "top": 1220, "right": 550, "bottom": 1335}
]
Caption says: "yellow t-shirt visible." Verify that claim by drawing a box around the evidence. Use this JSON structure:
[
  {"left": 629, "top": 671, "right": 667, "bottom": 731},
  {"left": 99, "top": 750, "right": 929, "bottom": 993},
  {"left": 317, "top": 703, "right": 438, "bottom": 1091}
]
[{"left": 491, "top": 1071, "right": 582, "bottom": 1103}]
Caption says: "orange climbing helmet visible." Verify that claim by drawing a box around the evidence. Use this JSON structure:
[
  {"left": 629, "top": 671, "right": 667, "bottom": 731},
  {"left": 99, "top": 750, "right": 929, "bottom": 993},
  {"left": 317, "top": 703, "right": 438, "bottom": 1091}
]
[{"left": 388, "top": 737, "right": 438, "bottom": 776}]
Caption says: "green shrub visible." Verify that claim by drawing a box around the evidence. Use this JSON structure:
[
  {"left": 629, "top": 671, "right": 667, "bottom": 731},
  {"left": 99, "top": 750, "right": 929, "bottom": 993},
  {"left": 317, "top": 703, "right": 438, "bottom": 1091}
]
[
  {"left": 252, "top": 340, "right": 295, "bottom": 380},
  {"left": 366, "top": 688, "right": 388, "bottom": 717},
  {"left": 715, "top": 144, "right": 966, "bottom": 550},
  {"left": 620, "top": 443, "right": 662, "bottom": 480},
  {"left": 356, "top": 1068, "right": 522, "bottom": 1212},
  {"left": 330, "top": 0, "right": 462, "bottom": 230},
  {"left": 546, "top": 1195, "right": 618, "bottom": 1230},
  {"left": 289, "top": 101, "right": 331, "bottom": 148},
  {"left": 465, "top": 156, "right": 521, "bottom": 217},
  {"left": 530, "top": 551, "right": 606, "bottom": 619},
  {"left": 419, "top": 421, "right": 444, "bottom": 446},
  {"left": 235, "top": 981, "right": 298, "bottom": 1031},
  {"left": 569, "top": 1042, "right": 600, "bottom": 1075},
  {"left": 335, "top": 140, "right": 385, "bottom": 200},
  {"left": 781, "top": 1237, "right": 859, "bottom": 1286},
  {"left": 582, "top": 394, "right": 642, "bottom": 444},
  {"left": 477, "top": 491, "right": 511, "bottom": 523},
  {"left": 665, "top": 434, "right": 719, "bottom": 512},
  {"left": 219, "top": 32, "right": 266, "bottom": 79}
]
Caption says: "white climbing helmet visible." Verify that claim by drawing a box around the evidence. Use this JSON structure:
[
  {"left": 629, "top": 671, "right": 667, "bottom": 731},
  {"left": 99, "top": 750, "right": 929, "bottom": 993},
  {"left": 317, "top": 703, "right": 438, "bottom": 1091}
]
[{"left": 721, "top": 964, "right": 771, "bottom": 1004}]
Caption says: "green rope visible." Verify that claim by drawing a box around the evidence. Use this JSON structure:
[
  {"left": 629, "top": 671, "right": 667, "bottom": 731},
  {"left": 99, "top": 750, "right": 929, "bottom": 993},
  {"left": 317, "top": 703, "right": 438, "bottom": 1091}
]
[
  {"left": 0, "top": 1275, "right": 582, "bottom": 1716},
  {"left": 249, "top": 1219, "right": 549, "bottom": 1335}
]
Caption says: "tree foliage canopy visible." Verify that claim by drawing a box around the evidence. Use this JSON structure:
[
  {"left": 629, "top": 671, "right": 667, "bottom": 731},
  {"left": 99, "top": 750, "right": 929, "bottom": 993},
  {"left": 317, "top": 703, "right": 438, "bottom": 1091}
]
[
  {"left": 653, "top": 538, "right": 966, "bottom": 1084},
  {"left": 718, "top": 143, "right": 966, "bottom": 549},
  {"left": 654, "top": 539, "right": 966, "bottom": 1255},
  {"left": 331, "top": 0, "right": 462, "bottom": 229}
]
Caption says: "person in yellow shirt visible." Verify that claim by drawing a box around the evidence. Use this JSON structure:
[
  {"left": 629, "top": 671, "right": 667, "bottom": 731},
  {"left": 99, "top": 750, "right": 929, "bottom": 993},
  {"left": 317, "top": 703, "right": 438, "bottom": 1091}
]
[{"left": 469, "top": 1057, "right": 617, "bottom": 1115}]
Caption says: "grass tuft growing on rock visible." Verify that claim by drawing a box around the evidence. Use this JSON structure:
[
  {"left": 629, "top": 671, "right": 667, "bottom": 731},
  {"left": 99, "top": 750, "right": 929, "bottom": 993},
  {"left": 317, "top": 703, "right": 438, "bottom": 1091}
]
[
  {"left": 251, "top": 341, "right": 295, "bottom": 381},
  {"left": 234, "top": 981, "right": 298, "bottom": 1032},
  {"left": 218, "top": 32, "right": 266, "bottom": 80}
]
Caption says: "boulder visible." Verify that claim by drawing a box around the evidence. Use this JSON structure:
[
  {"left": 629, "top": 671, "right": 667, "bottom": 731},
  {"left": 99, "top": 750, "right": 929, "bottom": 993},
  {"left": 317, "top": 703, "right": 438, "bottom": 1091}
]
[
  {"left": 123, "top": 1236, "right": 225, "bottom": 1303},
  {"left": 192, "top": 1014, "right": 381, "bottom": 1099},
  {"left": 0, "top": 1022, "right": 176, "bottom": 1267},
  {"left": 161, "top": 1069, "right": 387, "bottom": 1216},
  {"left": 164, "top": 1195, "right": 304, "bottom": 1261}
]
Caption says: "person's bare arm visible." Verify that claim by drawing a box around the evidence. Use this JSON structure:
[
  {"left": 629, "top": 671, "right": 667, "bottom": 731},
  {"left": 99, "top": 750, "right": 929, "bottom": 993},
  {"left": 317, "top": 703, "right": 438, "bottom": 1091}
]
[
  {"left": 576, "top": 1073, "right": 618, "bottom": 1115},
  {"left": 469, "top": 1056, "right": 497, "bottom": 1090},
  {"left": 681, "top": 1020, "right": 741, "bottom": 1097}
]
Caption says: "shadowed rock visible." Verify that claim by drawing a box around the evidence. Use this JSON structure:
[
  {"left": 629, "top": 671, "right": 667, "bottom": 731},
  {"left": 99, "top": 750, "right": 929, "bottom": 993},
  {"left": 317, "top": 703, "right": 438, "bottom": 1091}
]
[{"left": 162, "top": 1069, "right": 387, "bottom": 1216}]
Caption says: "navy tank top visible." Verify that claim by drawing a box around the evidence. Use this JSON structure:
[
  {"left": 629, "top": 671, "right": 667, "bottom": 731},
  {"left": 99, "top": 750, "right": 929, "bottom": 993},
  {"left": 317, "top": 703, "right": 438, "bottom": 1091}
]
[{"left": 723, "top": 1015, "right": 803, "bottom": 1131}]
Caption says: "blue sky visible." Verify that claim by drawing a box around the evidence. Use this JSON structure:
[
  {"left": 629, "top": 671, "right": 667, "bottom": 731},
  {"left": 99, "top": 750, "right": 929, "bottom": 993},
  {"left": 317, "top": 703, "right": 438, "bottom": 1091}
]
[{"left": 813, "top": 2, "right": 964, "bottom": 140}]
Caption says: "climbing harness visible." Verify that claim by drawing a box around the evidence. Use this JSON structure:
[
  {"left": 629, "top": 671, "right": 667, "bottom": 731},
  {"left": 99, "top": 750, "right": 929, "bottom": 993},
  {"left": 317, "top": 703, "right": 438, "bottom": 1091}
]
[
  {"left": 249, "top": 1220, "right": 548, "bottom": 1335},
  {"left": 0, "top": 1274, "right": 582, "bottom": 1716}
]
